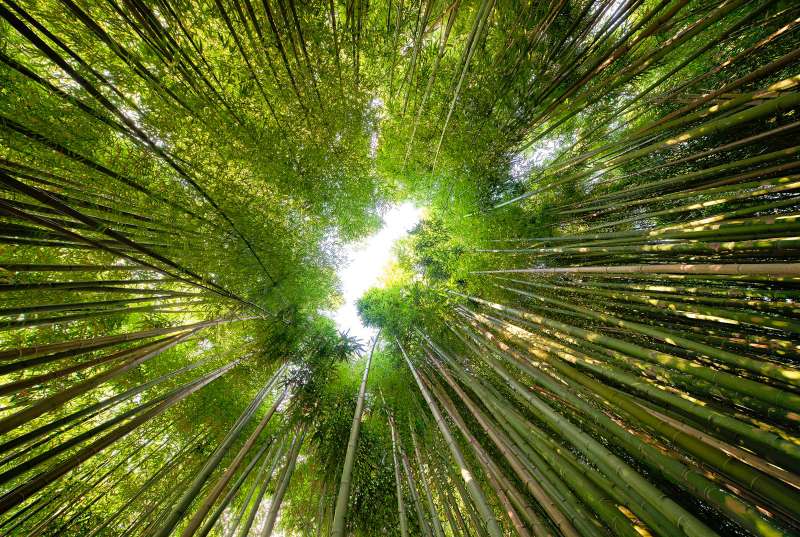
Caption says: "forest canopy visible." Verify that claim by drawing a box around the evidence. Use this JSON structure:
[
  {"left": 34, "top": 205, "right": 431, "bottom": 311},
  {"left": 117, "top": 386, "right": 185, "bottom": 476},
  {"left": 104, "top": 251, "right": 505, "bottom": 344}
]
[{"left": 2, "top": 0, "right": 800, "bottom": 536}]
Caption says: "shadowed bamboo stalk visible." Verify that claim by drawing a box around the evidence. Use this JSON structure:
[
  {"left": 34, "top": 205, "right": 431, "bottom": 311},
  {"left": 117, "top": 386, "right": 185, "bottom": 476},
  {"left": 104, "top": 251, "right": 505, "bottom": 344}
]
[
  {"left": 222, "top": 438, "right": 281, "bottom": 537},
  {"left": 235, "top": 437, "right": 289, "bottom": 537},
  {"left": 472, "top": 262, "right": 800, "bottom": 276},
  {"left": 180, "top": 378, "right": 288, "bottom": 537},
  {"left": 428, "top": 332, "right": 677, "bottom": 537},
  {"left": 0, "top": 358, "right": 239, "bottom": 515},
  {"left": 0, "top": 353, "right": 214, "bottom": 436},
  {"left": 194, "top": 437, "right": 274, "bottom": 537},
  {"left": 453, "top": 307, "right": 798, "bottom": 535},
  {"left": 398, "top": 422, "right": 433, "bottom": 537},
  {"left": 491, "top": 279, "right": 800, "bottom": 382},
  {"left": 471, "top": 310, "right": 800, "bottom": 519},
  {"left": 422, "top": 371, "right": 536, "bottom": 537},
  {"left": 259, "top": 424, "right": 307, "bottom": 537},
  {"left": 0, "top": 317, "right": 233, "bottom": 361},
  {"left": 451, "top": 291, "right": 800, "bottom": 412},
  {"left": 410, "top": 427, "right": 446, "bottom": 537},
  {"left": 331, "top": 330, "right": 380, "bottom": 537},
  {"left": 84, "top": 434, "right": 204, "bottom": 537},
  {"left": 386, "top": 409, "right": 409, "bottom": 537},
  {"left": 398, "top": 337, "right": 504, "bottom": 537},
  {"left": 0, "top": 329, "right": 201, "bottom": 435},
  {"left": 424, "top": 344, "right": 588, "bottom": 537},
  {"left": 151, "top": 367, "right": 282, "bottom": 537},
  {"left": 461, "top": 306, "right": 800, "bottom": 472}
]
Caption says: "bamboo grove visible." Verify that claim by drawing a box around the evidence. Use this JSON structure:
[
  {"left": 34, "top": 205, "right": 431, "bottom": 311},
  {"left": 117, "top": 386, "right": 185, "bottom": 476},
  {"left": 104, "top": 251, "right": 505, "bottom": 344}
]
[{"left": 1, "top": 0, "right": 799, "bottom": 535}]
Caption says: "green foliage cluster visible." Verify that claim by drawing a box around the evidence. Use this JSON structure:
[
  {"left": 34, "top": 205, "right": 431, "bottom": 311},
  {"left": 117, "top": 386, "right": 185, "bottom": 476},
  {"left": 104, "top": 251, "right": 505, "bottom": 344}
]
[{"left": 2, "top": 0, "right": 800, "bottom": 536}]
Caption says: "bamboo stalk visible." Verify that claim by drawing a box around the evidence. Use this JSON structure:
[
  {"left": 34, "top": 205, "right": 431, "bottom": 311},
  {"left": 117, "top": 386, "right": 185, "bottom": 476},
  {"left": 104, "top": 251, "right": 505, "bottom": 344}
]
[
  {"left": 398, "top": 338, "right": 504, "bottom": 537},
  {"left": 331, "top": 330, "right": 380, "bottom": 537}
]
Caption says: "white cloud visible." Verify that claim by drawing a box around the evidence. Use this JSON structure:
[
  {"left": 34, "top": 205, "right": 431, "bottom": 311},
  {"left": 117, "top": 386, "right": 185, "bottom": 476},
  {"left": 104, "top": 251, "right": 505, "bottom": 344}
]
[{"left": 327, "top": 203, "right": 423, "bottom": 342}]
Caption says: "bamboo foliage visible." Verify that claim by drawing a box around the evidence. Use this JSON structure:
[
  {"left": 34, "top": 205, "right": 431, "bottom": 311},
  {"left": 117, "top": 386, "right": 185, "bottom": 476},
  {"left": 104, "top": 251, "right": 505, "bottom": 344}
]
[
  {"left": 3, "top": 0, "right": 800, "bottom": 536},
  {"left": 380, "top": 21, "right": 800, "bottom": 531},
  {"left": 372, "top": 4, "right": 800, "bottom": 535}
]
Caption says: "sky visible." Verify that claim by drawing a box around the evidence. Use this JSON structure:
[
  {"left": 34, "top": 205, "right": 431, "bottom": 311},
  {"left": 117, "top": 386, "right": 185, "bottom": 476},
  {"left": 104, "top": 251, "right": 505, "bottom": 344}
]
[{"left": 328, "top": 202, "right": 423, "bottom": 342}]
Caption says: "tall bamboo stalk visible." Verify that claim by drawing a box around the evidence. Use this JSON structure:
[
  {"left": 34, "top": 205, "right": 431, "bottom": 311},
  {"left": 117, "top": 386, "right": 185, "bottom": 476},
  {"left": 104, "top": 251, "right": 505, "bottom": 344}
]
[
  {"left": 330, "top": 330, "right": 380, "bottom": 537},
  {"left": 398, "top": 338, "right": 504, "bottom": 537}
]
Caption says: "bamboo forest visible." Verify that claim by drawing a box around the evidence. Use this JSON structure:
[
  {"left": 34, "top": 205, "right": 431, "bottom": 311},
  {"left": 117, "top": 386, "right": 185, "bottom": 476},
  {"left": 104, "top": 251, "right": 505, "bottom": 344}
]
[{"left": 3, "top": 0, "right": 800, "bottom": 535}]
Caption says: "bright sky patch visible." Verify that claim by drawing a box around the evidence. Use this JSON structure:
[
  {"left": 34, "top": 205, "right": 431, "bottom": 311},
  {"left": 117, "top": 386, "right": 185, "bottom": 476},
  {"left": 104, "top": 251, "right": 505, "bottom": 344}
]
[{"left": 329, "top": 203, "right": 423, "bottom": 342}]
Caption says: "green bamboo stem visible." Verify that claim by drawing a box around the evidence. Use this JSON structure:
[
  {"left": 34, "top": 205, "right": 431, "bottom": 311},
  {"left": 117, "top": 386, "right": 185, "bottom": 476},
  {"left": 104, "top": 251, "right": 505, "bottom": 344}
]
[
  {"left": 452, "top": 320, "right": 682, "bottom": 537},
  {"left": 331, "top": 331, "right": 380, "bottom": 537},
  {"left": 85, "top": 435, "right": 202, "bottom": 537},
  {"left": 194, "top": 437, "right": 275, "bottom": 537},
  {"left": 410, "top": 428, "right": 446, "bottom": 537},
  {"left": 472, "top": 262, "right": 800, "bottom": 276},
  {"left": 436, "top": 443, "right": 488, "bottom": 537},
  {"left": 421, "top": 373, "right": 530, "bottom": 537},
  {"left": 0, "top": 317, "right": 230, "bottom": 361},
  {"left": 432, "top": 0, "right": 495, "bottom": 170},
  {"left": 398, "top": 338, "right": 504, "bottom": 537},
  {"left": 399, "top": 431, "right": 434, "bottom": 537},
  {"left": 0, "top": 334, "right": 185, "bottom": 397},
  {"left": 430, "top": 334, "right": 681, "bottom": 537},
  {"left": 453, "top": 291, "right": 800, "bottom": 412},
  {"left": 388, "top": 412, "right": 409, "bottom": 537},
  {"left": 492, "top": 330, "right": 800, "bottom": 518},
  {"left": 259, "top": 424, "right": 306, "bottom": 537},
  {"left": 180, "top": 379, "right": 287, "bottom": 537},
  {"left": 151, "top": 371, "right": 277, "bottom": 537},
  {"left": 457, "top": 309, "right": 797, "bottom": 535},
  {"left": 466, "top": 304, "right": 798, "bottom": 454},
  {"left": 493, "top": 279, "right": 800, "bottom": 384},
  {"left": 226, "top": 439, "right": 284, "bottom": 537},
  {"left": 0, "top": 358, "right": 237, "bottom": 516},
  {"left": 236, "top": 437, "right": 289, "bottom": 537},
  {"left": 0, "top": 328, "right": 200, "bottom": 435},
  {"left": 429, "top": 467, "right": 462, "bottom": 537},
  {"left": 423, "top": 339, "right": 578, "bottom": 537},
  {"left": 534, "top": 275, "right": 799, "bottom": 311}
]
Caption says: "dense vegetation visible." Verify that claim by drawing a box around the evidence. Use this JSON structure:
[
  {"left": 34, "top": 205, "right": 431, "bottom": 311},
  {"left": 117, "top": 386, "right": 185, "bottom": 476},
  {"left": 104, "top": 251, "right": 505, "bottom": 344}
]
[{"left": 1, "top": 0, "right": 800, "bottom": 536}]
